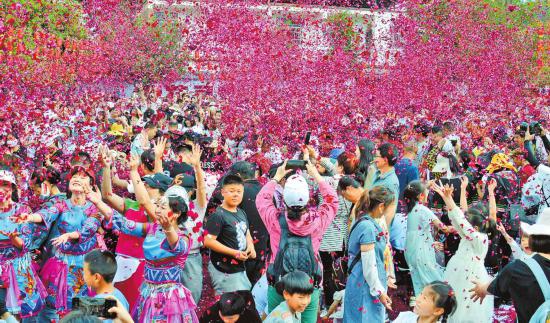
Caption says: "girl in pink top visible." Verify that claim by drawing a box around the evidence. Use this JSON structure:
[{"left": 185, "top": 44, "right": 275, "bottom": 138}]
[{"left": 256, "top": 160, "right": 338, "bottom": 323}]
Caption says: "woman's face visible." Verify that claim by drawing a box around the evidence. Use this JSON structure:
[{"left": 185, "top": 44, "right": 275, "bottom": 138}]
[
  {"left": 0, "top": 181, "right": 13, "bottom": 203},
  {"left": 68, "top": 172, "right": 91, "bottom": 193}
]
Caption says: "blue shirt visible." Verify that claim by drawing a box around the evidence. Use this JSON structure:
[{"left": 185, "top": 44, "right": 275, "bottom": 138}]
[
  {"left": 395, "top": 158, "right": 420, "bottom": 201},
  {"left": 372, "top": 167, "right": 400, "bottom": 216}
]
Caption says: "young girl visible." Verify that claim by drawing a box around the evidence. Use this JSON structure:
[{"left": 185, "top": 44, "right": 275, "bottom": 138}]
[
  {"left": 404, "top": 180, "right": 451, "bottom": 297},
  {"left": 432, "top": 182, "right": 495, "bottom": 322},
  {"left": 103, "top": 155, "right": 198, "bottom": 322},
  {"left": 0, "top": 169, "right": 47, "bottom": 322},
  {"left": 393, "top": 281, "right": 457, "bottom": 323},
  {"left": 11, "top": 166, "right": 112, "bottom": 320},
  {"left": 343, "top": 186, "right": 394, "bottom": 323}
]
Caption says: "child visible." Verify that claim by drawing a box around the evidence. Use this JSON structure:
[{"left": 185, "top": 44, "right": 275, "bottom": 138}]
[
  {"left": 393, "top": 281, "right": 457, "bottom": 323},
  {"left": 199, "top": 291, "right": 262, "bottom": 323},
  {"left": 83, "top": 249, "right": 129, "bottom": 312},
  {"left": 432, "top": 182, "right": 495, "bottom": 322},
  {"left": 496, "top": 222, "right": 532, "bottom": 261},
  {"left": 204, "top": 174, "right": 256, "bottom": 295},
  {"left": 321, "top": 289, "right": 344, "bottom": 323},
  {"left": 403, "top": 180, "right": 450, "bottom": 297},
  {"left": 264, "top": 271, "right": 314, "bottom": 323}
]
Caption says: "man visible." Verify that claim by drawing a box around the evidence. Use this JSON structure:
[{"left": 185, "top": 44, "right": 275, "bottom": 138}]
[
  {"left": 130, "top": 121, "right": 157, "bottom": 156},
  {"left": 470, "top": 208, "right": 550, "bottom": 323}
]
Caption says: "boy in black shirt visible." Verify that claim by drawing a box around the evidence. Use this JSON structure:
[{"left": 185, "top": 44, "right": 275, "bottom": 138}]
[{"left": 205, "top": 174, "right": 256, "bottom": 295}]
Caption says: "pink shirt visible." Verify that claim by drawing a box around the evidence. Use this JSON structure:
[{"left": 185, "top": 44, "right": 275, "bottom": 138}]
[{"left": 256, "top": 180, "right": 339, "bottom": 267}]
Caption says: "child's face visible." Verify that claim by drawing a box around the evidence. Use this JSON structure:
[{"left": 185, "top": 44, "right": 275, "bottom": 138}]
[
  {"left": 414, "top": 286, "right": 444, "bottom": 318},
  {"left": 283, "top": 291, "right": 311, "bottom": 314},
  {"left": 521, "top": 234, "right": 531, "bottom": 254},
  {"left": 221, "top": 184, "right": 244, "bottom": 207},
  {"left": 83, "top": 262, "right": 98, "bottom": 290}
]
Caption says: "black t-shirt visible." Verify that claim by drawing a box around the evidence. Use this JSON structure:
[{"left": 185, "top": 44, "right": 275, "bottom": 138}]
[
  {"left": 488, "top": 254, "right": 550, "bottom": 323},
  {"left": 241, "top": 180, "right": 269, "bottom": 254},
  {"left": 206, "top": 206, "right": 249, "bottom": 273}
]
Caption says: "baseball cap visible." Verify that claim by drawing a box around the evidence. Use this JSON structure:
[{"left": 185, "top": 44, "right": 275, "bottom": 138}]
[
  {"left": 143, "top": 173, "right": 172, "bottom": 192},
  {"left": 283, "top": 174, "right": 309, "bottom": 208},
  {"left": 0, "top": 169, "right": 16, "bottom": 185}
]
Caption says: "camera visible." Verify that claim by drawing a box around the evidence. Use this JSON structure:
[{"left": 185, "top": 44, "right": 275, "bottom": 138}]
[
  {"left": 285, "top": 160, "right": 307, "bottom": 170},
  {"left": 530, "top": 121, "right": 543, "bottom": 136},
  {"left": 72, "top": 297, "right": 117, "bottom": 319}
]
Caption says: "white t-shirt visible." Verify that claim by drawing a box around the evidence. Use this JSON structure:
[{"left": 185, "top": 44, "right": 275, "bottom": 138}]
[
  {"left": 182, "top": 199, "right": 206, "bottom": 254},
  {"left": 393, "top": 311, "right": 443, "bottom": 323}
]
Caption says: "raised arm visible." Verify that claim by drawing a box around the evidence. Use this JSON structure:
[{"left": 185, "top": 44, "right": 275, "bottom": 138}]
[
  {"left": 487, "top": 179, "right": 497, "bottom": 222},
  {"left": 128, "top": 154, "right": 157, "bottom": 220},
  {"left": 99, "top": 145, "right": 125, "bottom": 213},
  {"left": 152, "top": 137, "right": 167, "bottom": 174},
  {"left": 189, "top": 143, "right": 207, "bottom": 209},
  {"left": 256, "top": 161, "right": 292, "bottom": 231}
]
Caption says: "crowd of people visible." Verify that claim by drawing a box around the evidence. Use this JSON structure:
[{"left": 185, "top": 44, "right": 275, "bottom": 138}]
[{"left": 0, "top": 86, "right": 549, "bottom": 323}]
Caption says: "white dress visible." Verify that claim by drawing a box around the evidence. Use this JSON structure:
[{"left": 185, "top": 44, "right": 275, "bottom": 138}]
[{"left": 443, "top": 207, "right": 494, "bottom": 323}]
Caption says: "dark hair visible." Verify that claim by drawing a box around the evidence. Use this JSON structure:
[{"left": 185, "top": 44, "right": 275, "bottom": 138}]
[
  {"left": 143, "top": 109, "right": 155, "bottom": 122},
  {"left": 143, "top": 121, "right": 157, "bottom": 130},
  {"left": 529, "top": 235, "right": 550, "bottom": 254},
  {"left": 459, "top": 150, "right": 473, "bottom": 171},
  {"left": 222, "top": 174, "right": 244, "bottom": 187},
  {"left": 71, "top": 151, "right": 92, "bottom": 166},
  {"left": 60, "top": 311, "right": 101, "bottom": 323},
  {"left": 447, "top": 154, "right": 461, "bottom": 175},
  {"left": 414, "top": 122, "right": 431, "bottom": 137},
  {"left": 218, "top": 292, "right": 246, "bottom": 317},
  {"left": 465, "top": 203, "right": 497, "bottom": 239},
  {"left": 31, "top": 166, "right": 61, "bottom": 186},
  {"left": 356, "top": 186, "right": 395, "bottom": 217},
  {"left": 337, "top": 151, "right": 359, "bottom": 175},
  {"left": 168, "top": 195, "right": 189, "bottom": 226},
  {"left": 230, "top": 161, "right": 256, "bottom": 180},
  {"left": 66, "top": 166, "right": 95, "bottom": 198},
  {"left": 428, "top": 281, "right": 457, "bottom": 320},
  {"left": 275, "top": 271, "right": 314, "bottom": 296},
  {"left": 432, "top": 125, "right": 443, "bottom": 134},
  {"left": 140, "top": 149, "right": 155, "bottom": 172},
  {"left": 403, "top": 180, "right": 426, "bottom": 213},
  {"left": 337, "top": 175, "right": 361, "bottom": 192},
  {"left": 442, "top": 121, "right": 455, "bottom": 133},
  {"left": 356, "top": 139, "right": 376, "bottom": 184},
  {"left": 378, "top": 143, "right": 399, "bottom": 166},
  {"left": 174, "top": 143, "right": 193, "bottom": 155},
  {"left": 84, "top": 249, "right": 117, "bottom": 283}
]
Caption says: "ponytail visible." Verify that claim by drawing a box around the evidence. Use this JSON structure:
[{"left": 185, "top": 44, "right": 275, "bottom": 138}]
[
  {"left": 403, "top": 180, "right": 426, "bottom": 213},
  {"left": 466, "top": 202, "right": 497, "bottom": 240},
  {"left": 356, "top": 186, "right": 395, "bottom": 218},
  {"left": 428, "top": 281, "right": 457, "bottom": 322}
]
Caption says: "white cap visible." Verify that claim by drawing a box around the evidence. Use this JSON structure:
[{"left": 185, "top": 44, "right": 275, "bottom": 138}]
[
  {"left": 164, "top": 185, "right": 190, "bottom": 208},
  {"left": 283, "top": 174, "right": 309, "bottom": 208},
  {"left": 521, "top": 208, "right": 550, "bottom": 236},
  {"left": 0, "top": 169, "right": 16, "bottom": 185}
]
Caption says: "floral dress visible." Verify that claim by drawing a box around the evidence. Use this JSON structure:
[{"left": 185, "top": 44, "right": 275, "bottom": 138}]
[
  {"left": 107, "top": 212, "right": 198, "bottom": 323},
  {"left": 0, "top": 203, "right": 47, "bottom": 318},
  {"left": 37, "top": 199, "right": 102, "bottom": 314}
]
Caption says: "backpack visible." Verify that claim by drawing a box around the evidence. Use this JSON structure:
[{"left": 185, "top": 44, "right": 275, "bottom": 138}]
[
  {"left": 266, "top": 214, "right": 322, "bottom": 287},
  {"left": 523, "top": 257, "right": 550, "bottom": 323}
]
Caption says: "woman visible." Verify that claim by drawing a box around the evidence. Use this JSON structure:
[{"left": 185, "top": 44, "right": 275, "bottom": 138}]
[
  {"left": 355, "top": 138, "right": 376, "bottom": 188},
  {"left": 12, "top": 166, "right": 112, "bottom": 320},
  {"left": 103, "top": 154, "right": 197, "bottom": 322},
  {"left": 403, "top": 180, "right": 450, "bottom": 296},
  {"left": 432, "top": 182, "right": 495, "bottom": 323},
  {"left": 0, "top": 169, "right": 47, "bottom": 322},
  {"left": 343, "top": 186, "right": 394, "bottom": 323}
]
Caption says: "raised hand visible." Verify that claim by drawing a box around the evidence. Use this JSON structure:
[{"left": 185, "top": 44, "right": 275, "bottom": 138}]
[
  {"left": 51, "top": 232, "right": 75, "bottom": 247},
  {"left": 273, "top": 160, "right": 292, "bottom": 182},
  {"left": 487, "top": 178, "right": 497, "bottom": 194},
  {"left": 460, "top": 176, "right": 469, "bottom": 190},
  {"left": 153, "top": 137, "right": 167, "bottom": 159},
  {"left": 189, "top": 143, "right": 203, "bottom": 168},
  {"left": 85, "top": 184, "right": 102, "bottom": 204}
]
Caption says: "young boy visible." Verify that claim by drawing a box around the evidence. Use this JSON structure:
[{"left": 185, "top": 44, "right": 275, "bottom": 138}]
[
  {"left": 264, "top": 271, "right": 314, "bottom": 323},
  {"left": 83, "top": 250, "right": 129, "bottom": 314},
  {"left": 204, "top": 174, "right": 256, "bottom": 295},
  {"left": 199, "top": 291, "right": 262, "bottom": 323}
]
